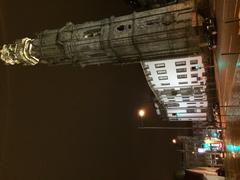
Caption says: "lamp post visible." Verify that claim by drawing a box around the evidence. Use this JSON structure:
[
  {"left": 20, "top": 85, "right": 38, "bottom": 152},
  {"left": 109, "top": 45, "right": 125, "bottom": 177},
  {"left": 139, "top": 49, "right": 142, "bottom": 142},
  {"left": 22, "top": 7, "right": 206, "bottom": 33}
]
[{"left": 138, "top": 109, "right": 145, "bottom": 127}]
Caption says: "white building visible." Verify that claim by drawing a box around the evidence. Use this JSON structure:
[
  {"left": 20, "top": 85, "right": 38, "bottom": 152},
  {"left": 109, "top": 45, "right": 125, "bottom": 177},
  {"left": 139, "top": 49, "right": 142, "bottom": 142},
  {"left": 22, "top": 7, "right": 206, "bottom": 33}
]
[{"left": 142, "top": 56, "right": 208, "bottom": 121}]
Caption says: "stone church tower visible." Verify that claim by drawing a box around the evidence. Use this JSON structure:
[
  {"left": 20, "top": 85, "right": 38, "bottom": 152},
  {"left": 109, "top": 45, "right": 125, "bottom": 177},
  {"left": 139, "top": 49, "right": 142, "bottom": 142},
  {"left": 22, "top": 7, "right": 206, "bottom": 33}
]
[{"left": 0, "top": 0, "right": 204, "bottom": 66}]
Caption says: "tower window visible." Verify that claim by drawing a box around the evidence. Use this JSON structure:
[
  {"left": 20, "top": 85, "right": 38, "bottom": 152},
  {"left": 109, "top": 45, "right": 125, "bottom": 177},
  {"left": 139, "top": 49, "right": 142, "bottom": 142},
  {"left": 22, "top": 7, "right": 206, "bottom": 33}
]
[
  {"left": 83, "top": 29, "right": 101, "bottom": 38},
  {"left": 117, "top": 25, "right": 125, "bottom": 31},
  {"left": 116, "top": 24, "right": 132, "bottom": 32}
]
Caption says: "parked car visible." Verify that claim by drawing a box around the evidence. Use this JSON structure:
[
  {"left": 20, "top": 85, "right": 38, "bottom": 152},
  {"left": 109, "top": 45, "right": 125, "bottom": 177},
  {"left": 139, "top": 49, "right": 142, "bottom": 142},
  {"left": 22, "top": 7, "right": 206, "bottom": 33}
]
[{"left": 203, "top": 18, "right": 217, "bottom": 49}]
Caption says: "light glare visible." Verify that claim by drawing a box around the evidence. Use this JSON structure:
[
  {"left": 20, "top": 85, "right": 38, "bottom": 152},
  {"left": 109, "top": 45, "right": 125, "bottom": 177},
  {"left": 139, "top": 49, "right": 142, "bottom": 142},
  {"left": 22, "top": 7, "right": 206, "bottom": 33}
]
[{"left": 138, "top": 109, "right": 145, "bottom": 117}]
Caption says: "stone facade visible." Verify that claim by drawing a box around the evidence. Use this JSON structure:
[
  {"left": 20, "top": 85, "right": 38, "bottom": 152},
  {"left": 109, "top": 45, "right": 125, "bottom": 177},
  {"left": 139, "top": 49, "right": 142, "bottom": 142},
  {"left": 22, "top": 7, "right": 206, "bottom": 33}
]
[{"left": 0, "top": 0, "right": 205, "bottom": 66}]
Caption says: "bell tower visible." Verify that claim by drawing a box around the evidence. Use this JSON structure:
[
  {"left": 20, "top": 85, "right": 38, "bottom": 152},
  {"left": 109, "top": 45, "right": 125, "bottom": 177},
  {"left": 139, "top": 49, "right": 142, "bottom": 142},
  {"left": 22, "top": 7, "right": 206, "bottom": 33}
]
[{"left": 0, "top": 0, "right": 204, "bottom": 66}]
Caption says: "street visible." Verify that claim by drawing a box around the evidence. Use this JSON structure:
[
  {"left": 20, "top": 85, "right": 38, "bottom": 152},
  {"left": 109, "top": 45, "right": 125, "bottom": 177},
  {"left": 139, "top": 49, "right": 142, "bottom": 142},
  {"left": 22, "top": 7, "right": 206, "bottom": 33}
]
[{"left": 213, "top": 0, "right": 240, "bottom": 179}]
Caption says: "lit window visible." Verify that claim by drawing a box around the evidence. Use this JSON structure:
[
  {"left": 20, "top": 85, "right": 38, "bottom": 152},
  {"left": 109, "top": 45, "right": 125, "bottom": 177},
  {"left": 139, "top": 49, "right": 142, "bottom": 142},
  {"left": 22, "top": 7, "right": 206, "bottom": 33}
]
[
  {"left": 155, "top": 63, "right": 165, "bottom": 68},
  {"left": 83, "top": 29, "right": 101, "bottom": 38},
  {"left": 190, "top": 59, "right": 198, "bottom": 64},
  {"left": 175, "top": 61, "right": 186, "bottom": 66},
  {"left": 191, "top": 66, "right": 198, "bottom": 71},
  {"left": 177, "top": 74, "right": 187, "bottom": 79},
  {"left": 157, "top": 70, "right": 167, "bottom": 74},
  {"left": 158, "top": 76, "right": 168, "bottom": 80},
  {"left": 176, "top": 68, "right": 187, "bottom": 73}
]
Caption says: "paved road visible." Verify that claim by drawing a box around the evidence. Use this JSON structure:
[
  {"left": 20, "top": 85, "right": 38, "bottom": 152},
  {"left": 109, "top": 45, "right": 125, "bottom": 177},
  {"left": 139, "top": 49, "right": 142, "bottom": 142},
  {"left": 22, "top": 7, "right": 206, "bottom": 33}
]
[{"left": 212, "top": 0, "right": 240, "bottom": 179}]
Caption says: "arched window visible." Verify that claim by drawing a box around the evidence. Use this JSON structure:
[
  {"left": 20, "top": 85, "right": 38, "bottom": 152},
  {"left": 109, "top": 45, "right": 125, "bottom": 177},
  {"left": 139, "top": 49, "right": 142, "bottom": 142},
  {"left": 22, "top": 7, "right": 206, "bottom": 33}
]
[{"left": 83, "top": 28, "right": 101, "bottom": 39}]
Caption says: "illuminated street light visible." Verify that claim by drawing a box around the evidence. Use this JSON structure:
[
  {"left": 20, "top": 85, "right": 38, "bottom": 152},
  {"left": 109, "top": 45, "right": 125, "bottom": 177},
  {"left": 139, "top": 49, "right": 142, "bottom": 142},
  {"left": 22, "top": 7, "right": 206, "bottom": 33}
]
[
  {"left": 172, "top": 139, "right": 177, "bottom": 144},
  {"left": 138, "top": 109, "right": 145, "bottom": 127},
  {"left": 138, "top": 109, "right": 145, "bottom": 118}
]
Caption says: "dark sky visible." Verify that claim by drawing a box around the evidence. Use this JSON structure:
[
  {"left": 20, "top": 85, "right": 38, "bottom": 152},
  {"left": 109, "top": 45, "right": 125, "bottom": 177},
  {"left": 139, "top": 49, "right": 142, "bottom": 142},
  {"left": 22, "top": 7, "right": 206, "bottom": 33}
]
[{"left": 0, "top": 0, "right": 191, "bottom": 179}]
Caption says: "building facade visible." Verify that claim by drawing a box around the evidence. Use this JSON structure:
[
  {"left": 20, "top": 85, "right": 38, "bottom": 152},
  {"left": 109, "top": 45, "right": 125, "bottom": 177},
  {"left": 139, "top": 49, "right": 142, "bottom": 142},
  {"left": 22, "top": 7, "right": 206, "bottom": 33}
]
[
  {"left": 0, "top": 0, "right": 211, "bottom": 122},
  {"left": 142, "top": 56, "right": 208, "bottom": 121}
]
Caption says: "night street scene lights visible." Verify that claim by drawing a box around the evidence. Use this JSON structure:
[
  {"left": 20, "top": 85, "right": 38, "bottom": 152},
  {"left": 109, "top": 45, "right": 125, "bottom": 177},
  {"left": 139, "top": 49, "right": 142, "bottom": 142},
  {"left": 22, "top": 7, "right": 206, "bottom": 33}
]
[
  {"left": 138, "top": 109, "right": 145, "bottom": 127},
  {"left": 172, "top": 139, "right": 177, "bottom": 144},
  {"left": 0, "top": 0, "right": 239, "bottom": 179}
]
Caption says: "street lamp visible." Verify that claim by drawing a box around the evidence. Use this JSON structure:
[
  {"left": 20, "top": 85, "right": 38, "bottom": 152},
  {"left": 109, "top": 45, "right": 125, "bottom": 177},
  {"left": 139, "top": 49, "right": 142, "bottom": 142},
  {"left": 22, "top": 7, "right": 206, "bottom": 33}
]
[
  {"left": 138, "top": 109, "right": 145, "bottom": 118},
  {"left": 172, "top": 139, "right": 177, "bottom": 144},
  {"left": 138, "top": 109, "right": 145, "bottom": 127}
]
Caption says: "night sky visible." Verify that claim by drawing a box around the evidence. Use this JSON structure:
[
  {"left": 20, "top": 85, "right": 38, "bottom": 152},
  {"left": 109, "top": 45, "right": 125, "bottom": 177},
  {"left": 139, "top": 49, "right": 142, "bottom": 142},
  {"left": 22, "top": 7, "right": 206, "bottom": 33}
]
[{"left": 0, "top": 0, "right": 191, "bottom": 179}]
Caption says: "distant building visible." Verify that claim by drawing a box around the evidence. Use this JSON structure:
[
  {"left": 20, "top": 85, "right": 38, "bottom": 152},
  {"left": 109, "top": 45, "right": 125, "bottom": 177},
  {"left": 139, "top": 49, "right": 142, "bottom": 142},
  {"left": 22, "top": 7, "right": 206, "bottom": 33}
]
[{"left": 142, "top": 56, "right": 208, "bottom": 121}]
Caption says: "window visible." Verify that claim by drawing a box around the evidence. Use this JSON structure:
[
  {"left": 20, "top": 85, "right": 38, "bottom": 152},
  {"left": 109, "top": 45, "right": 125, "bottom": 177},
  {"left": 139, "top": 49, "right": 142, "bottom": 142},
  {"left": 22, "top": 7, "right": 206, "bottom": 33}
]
[
  {"left": 116, "top": 24, "right": 132, "bottom": 32},
  {"left": 158, "top": 76, "right": 168, "bottom": 80},
  {"left": 177, "top": 74, "right": 187, "bottom": 79},
  {"left": 191, "top": 74, "right": 198, "bottom": 78},
  {"left": 155, "top": 63, "right": 165, "bottom": 68},
  {"left": 161, "top": 83, "right": 170, "bottom": 86},
  {"left": 191, "top": 66, "right": 198, "bottom": 71},
  {"left": 201, "top": 109, "right": 207, "bottom": 113},
  {"left": 83, "top": 29, "right": 101, "bottom": 38},
  {"left": 143, "top": 65, "right": 149, "bottom": 70},
  {"left": 187, "top": 102, "right": 196, "bottom": 105},
  {"left": 179, "top": 82, "right": 188, "bottom": 85},
  {"left": 202, "top": 72, "right": 206, "bottom": 76},
  {"left": 187, "top": 109, "right": 196, "bottom": 113},
  {"left": 157, "top": 70, "right": 167, "bottom": 74},
  {"left": 191, "top": 81, "right": 198, "bottom": 84},
  {"left": 194, "top": 87, "right": 203, "bottom": 94},
  {"left": 117, "top": 25, "right": 125, "bottom": 31},
  {"left": 180, "top": 88, "right": 192, "bottom": 95},
  {"left": 175, "top": 61, "right": 186, "bottom": 66},
  {"left": 146, "top": 19, "right": 161, "bottom": 26},
  {"left": 190, "top": 59, "right": 198, "bottom": 64},
  {"left": 188, "top": 106, "right": 196, "bottom": 108},
  {"left": 176, "top": 68, "right": 187, "bottom": 73},
  {"left": 168, "top": 103, "right": 180, "bottom": 107}
]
